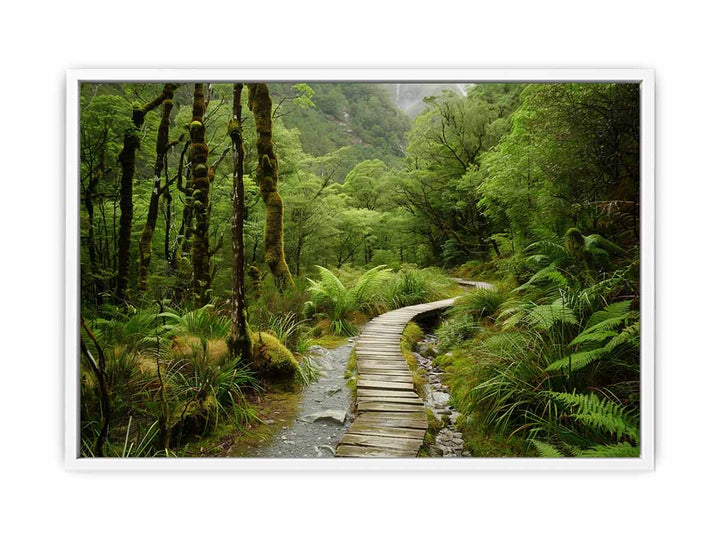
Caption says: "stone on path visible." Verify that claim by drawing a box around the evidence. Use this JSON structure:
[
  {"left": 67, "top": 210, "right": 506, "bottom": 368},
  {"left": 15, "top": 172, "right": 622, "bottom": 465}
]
[{"left": 301, "top": 409, "right": 347, "bottom": 424}]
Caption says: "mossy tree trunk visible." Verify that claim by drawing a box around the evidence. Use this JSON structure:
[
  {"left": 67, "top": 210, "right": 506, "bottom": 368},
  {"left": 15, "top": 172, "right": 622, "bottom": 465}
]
[
  {"left": 247, "top": 83, "right": 294, "bottom": 291},
  {"left": 227, "top": 84, "right": 253, "bottom": 360},
  {"left": 138, "top": 85, "right": 178, "bottom": 291},
  {"left": 190, "top": 84, "right": 211, "bottom": 306},
  {"left": 115, "top": 84, "right": 176, "bottom": 303}
]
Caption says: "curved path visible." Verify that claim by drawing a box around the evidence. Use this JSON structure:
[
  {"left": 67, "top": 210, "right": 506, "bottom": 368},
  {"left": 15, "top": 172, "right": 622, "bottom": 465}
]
[{"left": 336, "top": 280, "right": 490, "bottom": 458}]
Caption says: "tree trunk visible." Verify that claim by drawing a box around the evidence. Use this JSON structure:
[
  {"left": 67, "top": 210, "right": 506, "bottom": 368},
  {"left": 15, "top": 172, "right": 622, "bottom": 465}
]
[
  {"left": 295, "top": 232, "right": 303, "bottom": 277},
  {"left": 80, "top": 319, "right": 110, "bottom": 457},
  {"left": 190, "top": 84, "right": 211, "bottom": 306},
  {"left": 247, "top": 83, "right": 294, "bottom": 291},
  {"left": 138, "top": 85, "right": 177, "bottom": 291},
  {"left": 227, "top": 84, "right": 252, "bottom": 360},
  {"left": 115, "top": 84, "right": 176, "bottom": 302},
  {"left": 84, "top": 134, "right": 106, "bottom": 306}
]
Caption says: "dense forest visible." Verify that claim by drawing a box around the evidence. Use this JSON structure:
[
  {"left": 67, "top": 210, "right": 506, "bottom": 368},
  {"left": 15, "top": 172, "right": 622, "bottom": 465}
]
[{"left": 79, "top": 81, "right": 640, "bottom": 458}]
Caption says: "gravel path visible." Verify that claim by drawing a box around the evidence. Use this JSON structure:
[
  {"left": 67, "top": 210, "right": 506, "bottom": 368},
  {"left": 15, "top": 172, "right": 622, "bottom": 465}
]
[{"left": 249, "top": 339, "right": 355, "bottom": 458}]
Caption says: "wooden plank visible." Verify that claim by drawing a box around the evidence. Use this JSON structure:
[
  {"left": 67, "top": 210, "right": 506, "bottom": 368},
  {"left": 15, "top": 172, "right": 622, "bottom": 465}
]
[
  {"left": 356, "top": 362, "right": 409, "bottom": 370},
  {"left": 356, "top": 364, "right": 409, "bottom": 371},
  {"left": 356, "top": 380, "right": 414, "bottom": 391},
  {"left": 335, "top": 445, "right": 411, "bottom": 458},
  {"left": 358, "top": 389, "right": 423, "bottom": 398},
  {"left": 356, "top": 353, "right": 406, "bottom": 359},
  {"left": 356, "top": 412, "right": 428, "bottom": 427},
  {"left": 356, "top": 368, "right": 410, "bottom": 375},
  {"left": 356, "top": 355, "right": 406, "bottom": 361},
  {"left": 351, "top": 418, "right": 428, "bottom": 430},
  {"left": 356, "top": 365, "right": 409, "bottom": 372},
  {"left": 357, "top": 395, "right": 423, "bottom": 405},
  {"left": 347, "top": 424, "right": 426, "bottom": 440},
  {"left": 354, "top": 374, "right": 414, "bottom": 383},
  {"left": 358, "top": 402, "right": 426, "bottom": 413},
  {"left": 338, "top": 433, "right": 423, "bottom": 452}
]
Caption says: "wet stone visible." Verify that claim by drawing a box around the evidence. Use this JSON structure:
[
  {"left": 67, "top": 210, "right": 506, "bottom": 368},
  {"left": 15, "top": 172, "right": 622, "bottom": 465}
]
[{"left": 413, "top": 334, "right": 468, "bottom": 458}]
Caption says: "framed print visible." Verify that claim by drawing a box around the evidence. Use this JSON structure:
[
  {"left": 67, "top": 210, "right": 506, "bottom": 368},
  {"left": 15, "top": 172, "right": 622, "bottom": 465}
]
[{"left": 65, "top": 68, "right": 654, "bottom": 470}]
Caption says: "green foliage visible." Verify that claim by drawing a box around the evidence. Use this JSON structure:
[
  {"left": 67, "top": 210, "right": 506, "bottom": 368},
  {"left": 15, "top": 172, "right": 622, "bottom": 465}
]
[
  {"left": 296, "top": 357, "right": 320, "bottom": 387},
  {"left": 546, "top": 391, "right": 639, "bottom": 443},
  {"left": 304, "top": 266, "right": 358, "bottom": 335},
  {"left": 546, "top": 302, "right": 639, "bottom": 373},
  {"left": 161, "top": 305, "right": 231, "bottom": 340},
  {"left": 452, "top": 287, "right": 505, "bottom": 320},
  {"left": 436, "top": 314, "right": 478, "bottom": 353},
  {"left": 304, "top": 265, "right": 454, "bottom": 335},
  {"left": 79, "top": 81, "right": 641, "bottom": 459},
  {"left": 532, "top": 440, "right": 563, "bottom": 458}
]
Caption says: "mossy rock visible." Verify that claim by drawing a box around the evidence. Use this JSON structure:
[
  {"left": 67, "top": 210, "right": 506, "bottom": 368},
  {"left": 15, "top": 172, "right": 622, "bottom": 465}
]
[
  {"left": 250, "top": 332, "right": 299, "bottom": 380},
  {"left": 564, "top": 227, "right": 585, "bottom": 254}
]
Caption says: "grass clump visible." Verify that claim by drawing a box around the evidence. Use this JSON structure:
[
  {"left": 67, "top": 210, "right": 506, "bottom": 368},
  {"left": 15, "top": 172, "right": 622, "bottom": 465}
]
[{"left": 452, "top": 287, "right": 505, "bottom": 321}]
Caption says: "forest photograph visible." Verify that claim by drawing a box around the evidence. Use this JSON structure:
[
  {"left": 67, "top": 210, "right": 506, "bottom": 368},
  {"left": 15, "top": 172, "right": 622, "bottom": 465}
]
[{"left": 76, "top": 79, "right": 643, "bottom": 461}]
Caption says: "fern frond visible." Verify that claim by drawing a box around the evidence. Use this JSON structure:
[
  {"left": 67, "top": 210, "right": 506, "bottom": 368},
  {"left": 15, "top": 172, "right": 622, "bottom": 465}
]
[
  {"left": 575, "top": 442, "right": 639, "bottom": 458},
  {"left": 546, "top": 348, "right": 607, "bottom": 372},
  {"left": 547, "top": 391, "right": 639, "bottom": 443},
  {"left": 527, "top": 299, "right": 578, "bottom": 330},
  {"left": 515, "top": 265, "right": 568, "bottom": 292},
  {"left": 532, "top": 440, "right": 564, "bottom": 457},
  {"left": 585, "top": 300, "right": 633, "bottom": 328},
  {"left": 525, "top": 239, "right": 568, "bottom": 261}
]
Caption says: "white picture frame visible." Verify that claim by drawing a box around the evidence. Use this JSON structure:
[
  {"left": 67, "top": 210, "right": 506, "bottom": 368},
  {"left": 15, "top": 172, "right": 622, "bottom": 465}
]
[{"left": 65, "top": 68, "right": 654, "bottom": 471}]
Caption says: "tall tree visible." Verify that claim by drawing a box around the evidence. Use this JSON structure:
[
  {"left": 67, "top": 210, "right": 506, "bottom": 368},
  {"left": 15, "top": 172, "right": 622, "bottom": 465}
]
[
  {"left": 189, "top": 84, "right": 211, "bottom": 305},
  {"left": 227, "top": 84, "right": 252, "bottom": 359},
  {"left": 81, "top": 125, "right": 107, "bottom": 306},
  {"left": 248, "top": 83, "right": 294, "bottom": 291},
  {"left": 137, "top": 84, "right": 179, "bottom": 291},
  {"left": 115, "top": 84, "right": 176, "bottom": 302}
]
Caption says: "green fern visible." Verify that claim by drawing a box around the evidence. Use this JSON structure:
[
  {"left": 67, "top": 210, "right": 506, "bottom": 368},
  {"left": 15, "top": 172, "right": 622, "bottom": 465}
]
[
  {"left": 515, "top": 265, "right": 568, "bottom": 292},
  {"left": 547, "top": 391, "right": 639, "bottom": 443},
  {"left": 532, "top": 440, "right": 564, "bottom": 457},
  {"left": 573, "top": 442, "right": 639, "bottom": 458},
  {"left": 526, "top": 298, "right": 579, "bottom": 330},
  {"left": 547, "top": 303, "right": 638, "bottom": 372}
]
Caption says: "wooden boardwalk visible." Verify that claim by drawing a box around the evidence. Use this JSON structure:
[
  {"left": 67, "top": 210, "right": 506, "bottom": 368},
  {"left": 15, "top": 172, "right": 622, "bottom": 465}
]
[{"left": 335, "top": 298, "right": 458, "bottom": 458}]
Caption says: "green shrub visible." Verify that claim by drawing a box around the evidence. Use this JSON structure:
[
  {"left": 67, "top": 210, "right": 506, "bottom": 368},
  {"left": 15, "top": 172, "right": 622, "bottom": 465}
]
[
  {"left": 453, "top": 287, "right": 505, "bottom": 321},
  {"left": 304, "top": 265, "right": 455, "bottom": 335},
  {"left": 161, "top": 305, "right": 230, "bottom": 340},
  {"left": 436, "top": 313, "right": 478, "bottom": 353}
]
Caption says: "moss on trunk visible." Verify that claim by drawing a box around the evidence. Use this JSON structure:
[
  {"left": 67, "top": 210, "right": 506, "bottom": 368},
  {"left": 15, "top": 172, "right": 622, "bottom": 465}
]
[
  {"left": 247, "top": 83, "right": 294, "bottom": 291},
  {"left": 190, "top": 84, "right": 211, "bottom": 306},
  {"left": 115, "top": 84, "right": 176, "bottom": 302},
  {"left": 138, "top": 85, "right": 178, "bottom": 291},
  {"left": 227, "top": 84, "right": 252, "bottom": 361}
]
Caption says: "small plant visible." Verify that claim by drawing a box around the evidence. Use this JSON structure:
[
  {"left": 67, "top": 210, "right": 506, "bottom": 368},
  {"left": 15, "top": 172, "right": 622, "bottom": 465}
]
[
  {"left": 436, "top": 313, "right": 478, "bottom": 353},
  {"left": 161, "top": 305, "right": 231, "bottom": 340},
  {"left": 267, "top": 312, "right": 307, "bottom": 351},
  {"left": 296, "top": 356, "right": 320, "bottom": 386}
]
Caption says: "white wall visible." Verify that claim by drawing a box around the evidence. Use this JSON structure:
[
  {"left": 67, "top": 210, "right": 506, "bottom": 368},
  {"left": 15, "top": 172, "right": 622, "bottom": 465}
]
[{"left": 1, "top": 1, "right": 717, "bottom": 537}]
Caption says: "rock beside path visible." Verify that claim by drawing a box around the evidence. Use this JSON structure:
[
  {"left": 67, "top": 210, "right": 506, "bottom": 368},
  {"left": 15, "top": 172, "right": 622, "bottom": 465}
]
[{"left": 301, "top": 409, "right": 347, "bottom": 424}]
